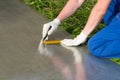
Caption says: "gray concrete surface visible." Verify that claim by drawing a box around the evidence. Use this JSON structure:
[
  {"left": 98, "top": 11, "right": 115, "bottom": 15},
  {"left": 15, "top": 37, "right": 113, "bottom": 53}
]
[{"left": 0, "top": 0, "right": 120, "bottom": 80}]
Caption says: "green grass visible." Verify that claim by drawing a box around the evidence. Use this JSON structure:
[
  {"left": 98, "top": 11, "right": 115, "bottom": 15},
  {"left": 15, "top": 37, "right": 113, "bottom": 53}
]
[{"left": 24, "top": 0, "right": 120, "bottom": 64}]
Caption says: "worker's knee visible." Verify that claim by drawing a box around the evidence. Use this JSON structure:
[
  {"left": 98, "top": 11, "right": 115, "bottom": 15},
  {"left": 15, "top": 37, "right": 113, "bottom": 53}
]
[
  {"left": 87, "top": 37, "right": 101, "bottom": 57},
  {"left": 87, "top": 37, "right": 110, "bottom": 58},
  {"left": 88, "top": 37, "right": 120, "bottom": 58}
]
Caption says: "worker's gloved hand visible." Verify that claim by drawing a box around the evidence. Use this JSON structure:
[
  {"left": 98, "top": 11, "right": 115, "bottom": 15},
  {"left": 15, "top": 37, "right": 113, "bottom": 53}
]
[
  {"left": 61, "top": 31, "right": 88, "bottom": 46},
  {"left": 42, "top": 18, "right": 61, "bottom": 40}
]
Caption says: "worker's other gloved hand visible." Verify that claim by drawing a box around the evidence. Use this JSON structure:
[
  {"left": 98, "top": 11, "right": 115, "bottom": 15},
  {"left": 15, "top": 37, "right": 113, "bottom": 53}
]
[
  {"left": 61, "top": 31, "right": 88, "bottom": 46},
  {"left": 42, "top": 18, "right": 61, "bottom": 40}
]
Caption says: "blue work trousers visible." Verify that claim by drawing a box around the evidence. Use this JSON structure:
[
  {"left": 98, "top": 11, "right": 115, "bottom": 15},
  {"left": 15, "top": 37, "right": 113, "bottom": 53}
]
[{"left": 88, "top": 0, "right": 120, "bottom": 58}]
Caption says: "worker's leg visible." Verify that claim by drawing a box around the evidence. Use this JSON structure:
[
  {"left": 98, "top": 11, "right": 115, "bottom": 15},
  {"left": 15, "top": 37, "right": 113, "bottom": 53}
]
[
  {"left": 104, "top": 0, "right": 120, "bottom": 25},
  {"left": 87, "top": 12, "right": 120, "bottom": 58}
]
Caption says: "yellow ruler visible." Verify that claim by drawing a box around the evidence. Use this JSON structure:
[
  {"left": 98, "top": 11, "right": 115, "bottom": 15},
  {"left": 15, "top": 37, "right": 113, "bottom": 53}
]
[{"left": 43, "top": 40, "right": 61, "bottom": 44}]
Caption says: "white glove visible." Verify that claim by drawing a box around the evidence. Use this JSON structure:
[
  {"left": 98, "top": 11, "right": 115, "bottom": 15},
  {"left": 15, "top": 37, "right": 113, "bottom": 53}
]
[
  {"left": 42, "top": 18, "right": 61, "bottom": 40},
  {"left": 61, "top": 31, "right": 88, "bottom": 46}
]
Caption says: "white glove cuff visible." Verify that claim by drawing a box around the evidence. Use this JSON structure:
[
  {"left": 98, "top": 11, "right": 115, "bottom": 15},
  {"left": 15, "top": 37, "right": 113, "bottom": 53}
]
[
  {"left": 75, "top": 31, "right": 88, "bottom": 43},
  {"left": 80, "top": 31, "right": 88, "bottom": 39},
  {"left": 53, "top": 18, "right": 61, "bottom": 25}
]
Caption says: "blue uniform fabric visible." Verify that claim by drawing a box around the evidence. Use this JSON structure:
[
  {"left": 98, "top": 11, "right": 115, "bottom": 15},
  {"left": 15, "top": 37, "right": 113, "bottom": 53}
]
[{"left": 87, "top": 0, "right": 120, "bottom": 58}]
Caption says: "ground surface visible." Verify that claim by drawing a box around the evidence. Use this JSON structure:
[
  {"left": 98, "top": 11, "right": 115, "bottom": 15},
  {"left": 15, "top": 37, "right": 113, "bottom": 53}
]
[{"left": 0, "top": 0, "right": 120, "bottom": 80}]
